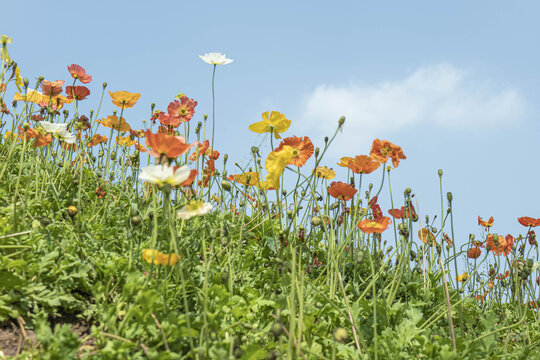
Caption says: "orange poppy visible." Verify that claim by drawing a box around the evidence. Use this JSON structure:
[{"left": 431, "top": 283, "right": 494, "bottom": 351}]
[
  {"left": 66, "top": 86, "right": 90, "bottom": 100},
  {"left": 388, "top": 204, "right": 417, "bottom": 220},
  {"left": 17, "top": 126, "right": 52, "bottom": 147},
  {"left": 274, "top": 136, "right": 314, "bottom": 167},
  {"left": 418, "top": 228, "right": 436, "bottom": 245},
  {"left": 369, "top": 139, "right": 406, "bottom": 168},
  {"left": 39, "top": 94, "right": 73, "bottom": 110},
  {"left": 328, "top": 181, "right": 357, "bottom": 201},
  {"left": 189, "top": 140, "right": 212, "bottom": 161},
  {"left": 486, "top": 233, "right": 513, "bottom": 256},
  {"left": 129, "top": 129, "right": 146, "bottom": 138},
  {"left": 97, "top": 115, "right": 132, "bottom": 132},
  {"left": 357, "top": 217, "right": 392, "bottom": 234},
  {"left": 478, "top": 216, "right": 494, "bottom": 228},
  {"left": 467, "top": 247, "right": 482, "bottom": 259},
  {"left": 229, "top": 172, "right": 259, "bottom": 186},
  {"left": 67, "top": 64, "right": 92, "bottom": 84},
  {"left": 109, "top": 90, "right": 141, "bottom": 109},
  {"left": 145, "top": 129, "right": 193, "bottom": 159},
  {"left": 180, "top": 169, "right": 198, "bottom": 187},
  {"left": 517, "top": 216, "right": 540, "bottom": 227},
  {"left": 339, "top": 155, "right": 381, "bottom": 174},
  {"left": 443, "top": 233, "right": 453, "bottom": 247},
  {"left": 41, "top": 80, "right": 65, "bottom": 97},
  {"left": 87, "top": 134, "right": 108, "bottom": 147}
]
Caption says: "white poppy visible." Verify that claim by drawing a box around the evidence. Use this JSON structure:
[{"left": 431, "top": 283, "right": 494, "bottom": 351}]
[
  {"left": 198, "top": 52, "right": 234, "bottom": 65},
  {"left": 177, "top": 200, "right": 213, "bottom": 220},
  {"left": 139, "top": 165, "right": 190, "bottom": 186}
]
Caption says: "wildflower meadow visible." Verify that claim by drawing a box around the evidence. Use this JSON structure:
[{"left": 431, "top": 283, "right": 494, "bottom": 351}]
[{"left": 1, "top": 35, "right": 540, "bottom": 359}]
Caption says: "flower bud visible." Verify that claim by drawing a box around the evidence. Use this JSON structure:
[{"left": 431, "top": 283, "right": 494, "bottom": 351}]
[
  {"left": 338, "top": 116, "right": 345, "bottom": 126},
  {"left": 23, "top": 77, "right": 29, "bottom": 88},
  {"left": 447, "top": 192, "right": 453, "bottom": 202},
  {"left": 438, "top": 169, "right": 443, "bottom": 177},
  {"left": 131, "top": 215, "right": 142, "bottom": 226},
  {"left": 68, "top": 206, "right": 78, "bottom": 218},
  {"left": 311, "top": 216, "right": 322, "bottom": 226},
  {"left": 221, "top": 180, "right": 231, "bottom": 192},
  {"left": 102, "top": 82, "right": 107, "bottom": 88},
  {"left": 333, "top": 327, "right": 348, "bottom": 343}
]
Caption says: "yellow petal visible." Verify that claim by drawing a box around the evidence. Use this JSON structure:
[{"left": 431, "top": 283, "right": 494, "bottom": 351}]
[{"left": 263, "top": 145, "right": 295, "bottom": 189}]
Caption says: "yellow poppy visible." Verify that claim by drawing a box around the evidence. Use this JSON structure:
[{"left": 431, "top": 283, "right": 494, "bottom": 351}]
[
  {"left": 229, "top": 172, "right": 259, "bottom": 186},
  {"left": 109, "top": 90, "right": 141, "bottom": 109},
  {"left": 116, "top": 135, "right": 137, "bottom": 147},
  {"left": 142, "top": 249, "right": 180, "bottom": 266},
  {"left": 418, "top": 228, "right": 436, "bottom": 245},
  {"left": 313, "top": 166, "right": 336, "bottom": 180},
  {"left": 248, "top": 111, "right": 291, "bottom": 139},
  {"left": 456, "top": 272, "right": 469, "bottom": 282},
  {"left": 260, "top": 146, "right": 295, "bottom": 190},
  {"left": 97, "top": 115, "right": 132, "bottom": 132}
]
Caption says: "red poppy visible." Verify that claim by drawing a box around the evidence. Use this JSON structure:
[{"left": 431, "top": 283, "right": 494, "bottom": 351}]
[
  {"left": 357, "top": 217, "right": 392, "bottom": 234},
  {"left": 486, "top": 234, "right": 513, "bottom": 256},
  {"left": 66, "top": 86, "right": 90, "bottom": 100},
  {"left": 478, "top": 216, "right": 494, "bottom": 228},
  {"left": 41, "top": 80, "right": 65, "bottom": 97},
  {"left": 496, "top": 271, "right": 510, "bottom": 280},
  {"left": 328, "top": 181, "right": 357, "bottom": 201},
  {"left": 179, "top": 169, "right": 198, "bottom": 187},
  {"left": 274, "top": 136, "right": 314, "bottom": 167},
  {"left": 467, "top": 247, "right": 482, "bottom": 259},
  {"left": 67, "top": 64, "right": 92, "bottom": 84},
  {"left": 517, "top": 216, "right": 540, "bottom": 227},
  {"left": 369, "top": 139, "right": 406, "bottom": 168},
  {"left": 145, "top": 129, "right": 193, "bottom": 159}
]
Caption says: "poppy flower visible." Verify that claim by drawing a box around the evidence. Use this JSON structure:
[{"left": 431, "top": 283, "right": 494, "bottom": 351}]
[
  {"left": 129, "top": 129, "right": 146, "bottom": 138},
  {"left": 229, "top": 172, "right": 259, "bottom": 186},
  {"left": 177, "top": 200, "right": 213, "bottom": 220},
  {"left": 39, "top": 121, "right": 76, "bottom": 144},
  {"left": 180, "top": 169, "right": 198, "bottom": 187},
  {"left": 260, "top": 145, "right": 295, "bottom": 190},
  {"left": 66, "top": 86, "right": 90, "bottom": 100},
  {"left": 13, "top": 89, "right": 43, "bottom": 105},
  {"left": 369, "top": 196, "right": 383, "bottom": 219},
  {"left": 443, "top": 233, "right": 453, "bottom": 247},
  {"left": 41, "top": 80, "right": 65, "bottom": 97},
  {"left": 478, "top": 216, "right": 494, "bottom": 228},
  {"left": 116, "top": 135, "right": 137, "bottom": 147},
  {"left": 248, "top": 111, "right": 291, "bottom": 139},
  {"left": 274, "top": 136, "right": 314, "bottom": 167},
  {"left": 528, "top": 230, "right": 537, "bottom": 246},
  {"left": 142, "top": 249, "right": 180, "bottom": 266},
  {"left": 87, "top": 134, "right": 108, "bottom": 147},
  {"left": 496, "top": 271, "right": 510, "bottom": 280},
  {"left": 418, "top": 228, "right": 436, "bottom": 245},
  {"left": 165, "top": 96, "right": 197, "bottom": 125},
  {"left": 67, "top": 64, "right": 92, "bottom": 84},
  {"left": 17, "top": 126, "right": 53, "bottom": 147},
  {"left": 369, "top": 139, "right": 406, "bottom": 168},
  {"left": 139, "top": 165, "right": 191, "bottom": 187},
  {"left": 39, "top": 94, "right": 73, "bottom": 110},
  {"left": 456, "top": 272, "right": 469, "bottom": 282},
  {"left": 357, "top": 216, "right": 392, "bottom": 234},
  {"left": 109, "top": 90, "right": 141, "bottom": 109},
  {"left": 339, "top": 155, "right": 381, "bottom": 174},
  {"left": 486, "top": 233, "right": 513, "bottom": 256},
  {"left": 328, "top": 181, "right": 357, "bottom": 201},
  {"left": 145, "top": 129, "right": 193, "bottom": 159},
  {"left": 518, "top": 216, "right": 540, "bottom": 227},
  {"left": 467, "top": 247, "right": 482, "bottom": 259},
  {"left": 97, "top": 115, "right": 132, "bottom": 132},
  {"left": 199, "top": 52, "right": 234, "bottom": 65},
  {"left": 313, "top": 166, "right": 336, "bottom": 180},
  {"left": 189, "top": 140, "right": 210, "bottom": 161},
  {"left": 388, "top": 204, "right": 417, "bottom": 220}
]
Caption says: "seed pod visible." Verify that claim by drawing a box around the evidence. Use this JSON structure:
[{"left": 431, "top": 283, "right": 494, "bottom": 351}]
[{"left": 311, "top": 216, "right": 322, "bottom": 226}]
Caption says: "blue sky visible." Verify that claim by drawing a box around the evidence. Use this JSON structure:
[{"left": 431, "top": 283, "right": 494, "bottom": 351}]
[{"left": 3, "top": 0, "right": 540, "bottom": 251}]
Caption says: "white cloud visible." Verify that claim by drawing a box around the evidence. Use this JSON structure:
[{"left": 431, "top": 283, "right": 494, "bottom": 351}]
[{"left": 295, "top": 63, "right": 526, "bottom": 154}]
